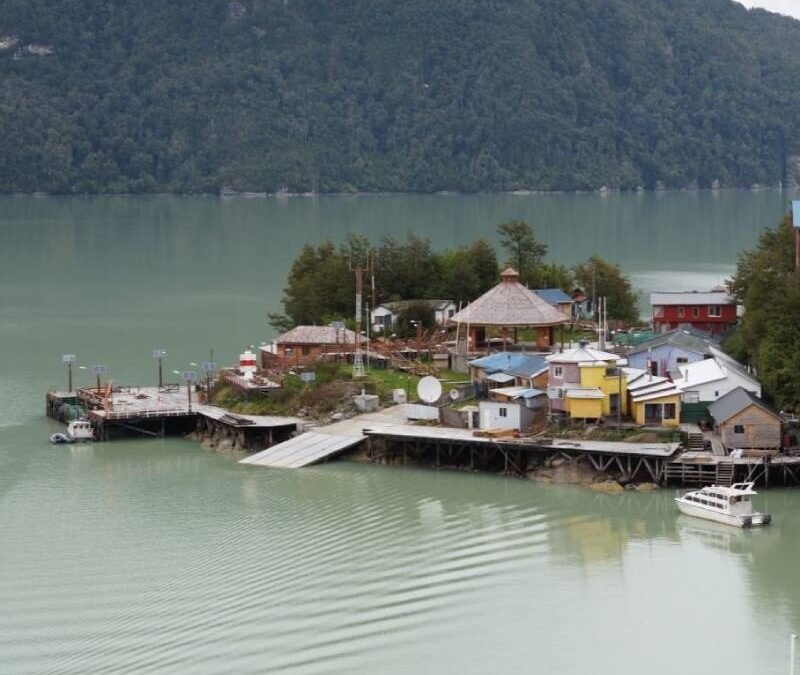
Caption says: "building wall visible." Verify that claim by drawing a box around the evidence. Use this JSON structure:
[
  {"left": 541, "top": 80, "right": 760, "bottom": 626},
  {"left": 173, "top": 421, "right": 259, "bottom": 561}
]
[
  {"left": 579, "top": 364, "right": 628, "bottom": 415},
  {"left": 565, "top": 398, "right": 603, "bottom": 419},
  {"left": 683, "top": 373, "right": 761, "bottom": 403},
  {"left": 632, "top": 394, "right": 681, "bottom": 427},
  {"left": 627, "top": 345, "right": 706, "bottom": 376},
  {"left": 479, "top": 401, "right": 535, "bottom": 430},
  {"left": 549, "top": 362, "right": 581, "bottom": 386},
  {"left": 653, "top": 304, "right": 736, "bottom": 335},
  {"left": 720, "top": 406, "right": 782, "bottom": 449}
]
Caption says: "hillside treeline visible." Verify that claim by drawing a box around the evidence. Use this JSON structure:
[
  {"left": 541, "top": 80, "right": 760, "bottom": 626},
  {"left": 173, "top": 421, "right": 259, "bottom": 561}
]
[{"left": 3, "top": 0, "right": 800, "bottom": 194}]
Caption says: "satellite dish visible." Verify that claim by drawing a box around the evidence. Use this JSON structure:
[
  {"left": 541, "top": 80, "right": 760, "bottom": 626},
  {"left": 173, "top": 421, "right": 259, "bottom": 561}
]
[
  {"left": 417, "top": 376, "right": 442, "bottom": 404},
  {"left": 449, "top": 388, "right": 461, "bottom": 401}
]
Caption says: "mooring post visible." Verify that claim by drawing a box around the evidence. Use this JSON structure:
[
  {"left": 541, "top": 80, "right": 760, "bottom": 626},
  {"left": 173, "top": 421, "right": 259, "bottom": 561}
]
[{"left": 790, "top": 633, "right": 797, "bottom": 675}]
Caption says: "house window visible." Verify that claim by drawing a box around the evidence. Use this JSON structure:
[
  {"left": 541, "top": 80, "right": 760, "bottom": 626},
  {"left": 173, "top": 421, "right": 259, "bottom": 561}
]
[
  {"left": 302, "top": 345, "right": 311, "bottom": 356},
  {"left": 692, "top": 307, "right": 700, "bottom": 318},
  {"left": 676, "top": 357, "right": 688, "bottom": 364},
  {"left": 284, "top": 347, "right": 294, "bottom": 356},
  {"left": 677, "top": 306, "right": 685, "bottom": 318},
  {"left": 499, "top": 407, "right": 507, "bottom": 418},
  {"left": 644, "top": 404, "right": 659, "bottom": 420},
  {"left": 708, "top": 305, "right": 722, "bottom": 318},
  {"left": 553, "top": 366, "right": 563, "bottom": 378},
  {"left": 663, "top": 403, "right": 676, "bottom": 419},
  {"left": 734, "top": 424, "right": 745, "bottom": 434}
]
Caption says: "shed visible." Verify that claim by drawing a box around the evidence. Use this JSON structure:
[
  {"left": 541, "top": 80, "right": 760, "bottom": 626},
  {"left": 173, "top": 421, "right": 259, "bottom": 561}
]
[
  {"left": 708, "top": 387, "right": 783, "bottom": 451},
  {"left": 478, "top": 400, "right": 537, "bottom": 431}
]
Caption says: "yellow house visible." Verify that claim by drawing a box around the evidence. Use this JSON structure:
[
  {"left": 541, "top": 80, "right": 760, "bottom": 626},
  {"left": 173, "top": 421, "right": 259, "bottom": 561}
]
[{"left": 626, "top": 372, "right": 682, "bottom": 428}]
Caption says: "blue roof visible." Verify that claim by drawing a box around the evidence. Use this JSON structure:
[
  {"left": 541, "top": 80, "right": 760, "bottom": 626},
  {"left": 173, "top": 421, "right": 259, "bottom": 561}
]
[
  {"left": 469, "top": 352, "right": 548, "bottom": 378},
  {"left": 534, "top": 288, "right": 572, "bottom": 305}
]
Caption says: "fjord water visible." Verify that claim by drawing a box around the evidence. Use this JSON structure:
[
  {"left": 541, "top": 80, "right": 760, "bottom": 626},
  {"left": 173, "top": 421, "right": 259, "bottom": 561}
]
[{"left": 1, "top": 191, "right": 799, "bottom": 674}]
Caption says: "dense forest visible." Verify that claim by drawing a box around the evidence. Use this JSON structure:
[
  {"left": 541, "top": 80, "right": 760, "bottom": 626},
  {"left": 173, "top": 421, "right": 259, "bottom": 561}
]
[{"left": 3, "top": 0, "right": 800, "bottom": 194}]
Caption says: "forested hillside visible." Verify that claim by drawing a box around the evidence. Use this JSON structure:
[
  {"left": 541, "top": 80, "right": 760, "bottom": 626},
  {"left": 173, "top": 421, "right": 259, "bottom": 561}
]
[{"left": 2, "top": 0, "right": 800, "bottom": 194}]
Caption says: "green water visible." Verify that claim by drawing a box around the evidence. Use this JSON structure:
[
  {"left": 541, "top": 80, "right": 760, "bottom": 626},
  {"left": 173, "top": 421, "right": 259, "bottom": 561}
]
[{"left": 1, "top": 192, "right": 799, "bottom": 674}]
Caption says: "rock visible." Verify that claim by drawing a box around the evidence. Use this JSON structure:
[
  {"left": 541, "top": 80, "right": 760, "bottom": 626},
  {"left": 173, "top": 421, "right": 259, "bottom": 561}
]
[
  {"left": 590, "top": 480, "right": 624, "bottom": 494},
  {"left": 634, "top": 482, "right": 659, "bottom": 492}
]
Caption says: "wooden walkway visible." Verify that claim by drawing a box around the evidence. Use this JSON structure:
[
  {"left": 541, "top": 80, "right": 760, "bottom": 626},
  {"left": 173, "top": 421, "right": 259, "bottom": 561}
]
[{"left": 240, "top": 431, "right": 365, "bottom": 468}]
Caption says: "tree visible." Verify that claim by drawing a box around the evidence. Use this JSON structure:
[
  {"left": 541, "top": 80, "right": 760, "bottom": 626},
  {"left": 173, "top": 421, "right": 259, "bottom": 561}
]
[
  {"left": 375, "top": 234, "right": 439, "bottom": 301},
  {"left": 727, "top": 214, "right": 800, "bottom": 410},
  {"left": 573, "top": 255, "right": 639, "bottom": 324},
  {"left": 531, "top": 262, "right": 573, "bottom": 291},
  {"left": 437, "top": 239, "right": 498, "bottom": 305},
  {"left": 496, "top": 220, "right": 547, "bottom": 285}
]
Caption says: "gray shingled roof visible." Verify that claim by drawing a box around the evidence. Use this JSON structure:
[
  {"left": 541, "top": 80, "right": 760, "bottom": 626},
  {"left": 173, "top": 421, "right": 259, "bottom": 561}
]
[
  {"left": 707, "top": 387, "right": 780, "bottom": 424},
  {"left": 449, "top": 269, "right": 568, "bottom": 327}
]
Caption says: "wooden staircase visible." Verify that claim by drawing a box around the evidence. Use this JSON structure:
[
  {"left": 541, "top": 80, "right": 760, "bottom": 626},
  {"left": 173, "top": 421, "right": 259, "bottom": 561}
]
[
  {"left": 686, "top": 431, "right": 705, "bottom": 452},
  {"left": 715, "top": 462, "right": 735, "bottom": 487}
]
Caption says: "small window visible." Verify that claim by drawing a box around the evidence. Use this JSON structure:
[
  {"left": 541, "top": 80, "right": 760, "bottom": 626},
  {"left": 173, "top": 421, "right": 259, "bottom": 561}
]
[
  {"left": 692, "top": 307, "right": 700, "bottom": 318},
  {"left": 734, "top": 424, "right": 745, "bottom": 434},
  {"left": 302, "top": 345, "right": 311, "bottom": 356},
  {"left": 499, "top": 407, "right": 508, "bottom": 418},
  {"left": 663, "top": 403, "right": 676, "bottom": 419},
  {"left": 553, "top": 366, "right": 563, "bottom": 378},
  {"left": 676, "top": 357, "right": 689, "bottom": 364},
  {"left": 677, "top": 306, "right": 685, "bottom": 318},
  {"left": 708, "top": 305, "right": 722, "bottom": 317}
]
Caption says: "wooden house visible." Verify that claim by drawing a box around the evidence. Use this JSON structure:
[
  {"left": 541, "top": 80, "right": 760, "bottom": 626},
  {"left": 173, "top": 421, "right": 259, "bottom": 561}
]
[
  {"left": 261, "top": 325, "right": 366, "bottom": 367},
  {"left": 650, "top": 288, "right": 737, "bottom": 335},
  {"left": 534, "top": 288, "right": 573, "bottom": 318},
  {"left": 707, "top": 387, "right": 783, "bottom": 453}
]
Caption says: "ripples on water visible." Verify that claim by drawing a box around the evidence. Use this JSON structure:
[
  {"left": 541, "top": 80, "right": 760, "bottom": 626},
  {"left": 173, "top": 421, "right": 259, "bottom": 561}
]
[{"left": 2, "top": 432, "right": 798, "bottom": 675}]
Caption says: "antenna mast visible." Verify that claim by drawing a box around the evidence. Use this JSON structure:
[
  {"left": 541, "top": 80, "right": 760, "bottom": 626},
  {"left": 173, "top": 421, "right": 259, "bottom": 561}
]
[{"left": 353, "top": 264, "right": 365, "bottom": 378}]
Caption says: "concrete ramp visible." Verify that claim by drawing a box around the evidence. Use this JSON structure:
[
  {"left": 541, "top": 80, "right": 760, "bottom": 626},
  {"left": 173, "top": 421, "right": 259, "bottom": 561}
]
[{"left": 240, "top": 431, "right": 364, "bottom": 469}]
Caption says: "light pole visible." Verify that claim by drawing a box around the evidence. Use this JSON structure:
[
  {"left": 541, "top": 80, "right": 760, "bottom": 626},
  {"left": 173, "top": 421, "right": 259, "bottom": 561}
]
[
  {"left": 152, "top": 349, "right": 167, "bottom": 388},
  {"left": 62, "top": 354, "right": 76, "bottom": 393},
  {"left": 203, "top": 361, "right": 217, "bottom": 402},
  {"left": 182, "top": 370, "right": 196, "bottom": 412},
  {"left": 92, "top": 364, "right": 107, "bottom": 391}
]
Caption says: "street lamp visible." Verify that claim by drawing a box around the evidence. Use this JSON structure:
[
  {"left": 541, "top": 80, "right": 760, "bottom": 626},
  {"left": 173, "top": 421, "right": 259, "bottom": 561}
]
[
  {"left": 92, "top": 364, "right": 107, "bottom": 391},
  {"left": 152, "top": 349, "right": 167, "bottom": 388},
  {"left": 202, "top": 361, "right": 217, "bottom": 402},
  {"left": 62, "top": 354, "right": 76, "bottom": 393},
  {"left": 182, "top": 370, "right": 196, "bottom": 412}
]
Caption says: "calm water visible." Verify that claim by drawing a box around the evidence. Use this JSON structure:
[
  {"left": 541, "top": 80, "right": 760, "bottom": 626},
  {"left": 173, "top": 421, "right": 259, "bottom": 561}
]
[{"left": 1, "top": 192, "right": 799, "bottom": 674}]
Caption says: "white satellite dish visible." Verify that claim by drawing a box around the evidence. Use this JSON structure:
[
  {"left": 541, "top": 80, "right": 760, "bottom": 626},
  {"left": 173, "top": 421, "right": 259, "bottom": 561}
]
[
  {"left": 417, "top": 376, "right": 442, "bottom": 404},
  {"left": 449, "top": 388, "right": 461, "bottom": 401}
]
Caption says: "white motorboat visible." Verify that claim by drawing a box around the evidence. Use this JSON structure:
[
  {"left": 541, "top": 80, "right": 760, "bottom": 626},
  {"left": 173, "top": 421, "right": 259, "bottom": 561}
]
[
  {"left": 49, "top": 419, "right": 94, "bottom": 444},
  {"left": 675, "top": 482, "right": 771, "bottom": 528}
]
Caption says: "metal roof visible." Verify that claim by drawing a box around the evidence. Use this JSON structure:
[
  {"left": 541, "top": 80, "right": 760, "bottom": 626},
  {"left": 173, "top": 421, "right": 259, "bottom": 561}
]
[
  {"left": 707, "top": 387, "right": 781, "bottom": 424},
  {"left": 485, "top": 372, "right": 516, "bottom": 384},
  {"left": 650, "top": 291, "right": 734, "bottom": 306},
  {"left": 546, "top": 345, "right": 620, "bottom": 364},
  {"left": 450, "top": 270, "right": 568, "bottom": 327},
  {"left": 676, "top": 358, "right": 726, "bottom": 387},
  {"left": 469, "top": 352, "right": 548, "bottom": 378},
  {"left": 565, "top": 387, "right": 605, "bottom": 399},
  {"left": 488, "top": 386, "right": 546, "bottom": 399},
  {"left": 625, "top": 328, "right": 717, "bottom": 356},
  {"left": 379, "top": 299, "right": 454, "bottom": 313},
  {"left": 534, "top": 288, "right": 572, "bottom": 305}
]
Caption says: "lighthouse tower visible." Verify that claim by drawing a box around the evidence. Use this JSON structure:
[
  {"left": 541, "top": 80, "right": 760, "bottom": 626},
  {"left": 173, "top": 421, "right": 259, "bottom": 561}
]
[{"left": 239, "top": 349, "right": 258, "bottom": 380}]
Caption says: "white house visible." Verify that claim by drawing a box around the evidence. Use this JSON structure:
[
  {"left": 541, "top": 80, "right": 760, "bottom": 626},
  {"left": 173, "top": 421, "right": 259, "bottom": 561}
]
[
  {"left": 371, "top": 299, "right": 457, "bottom": 332},
  {"left": 478, "top": 387, "right": 545, "bottom": 430},
  {"left": 674, "top": 346, "right": 761, "bottom": 403}
]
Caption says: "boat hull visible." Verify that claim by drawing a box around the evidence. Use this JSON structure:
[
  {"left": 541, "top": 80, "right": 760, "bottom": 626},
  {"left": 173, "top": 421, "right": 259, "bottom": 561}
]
[{"left": 675, "top": 498, "right": 770, "bottom": 528}]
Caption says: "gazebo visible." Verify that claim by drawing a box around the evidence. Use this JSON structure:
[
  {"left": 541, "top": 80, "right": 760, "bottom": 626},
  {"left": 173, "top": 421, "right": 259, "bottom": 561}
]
[{"left": 449, "top": 268, "right": 569, "bottom": 351}]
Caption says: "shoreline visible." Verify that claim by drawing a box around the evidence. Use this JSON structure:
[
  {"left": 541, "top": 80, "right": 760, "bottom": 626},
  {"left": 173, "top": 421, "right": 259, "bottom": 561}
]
[{"left": 2, "top": 184, "right": 797, "bottom": 200}]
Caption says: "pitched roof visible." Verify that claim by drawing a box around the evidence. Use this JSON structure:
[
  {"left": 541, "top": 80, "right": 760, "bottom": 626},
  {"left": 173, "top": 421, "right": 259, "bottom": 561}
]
[
  {"left": 380, "top": 299, "right": 454, "bottom": 313},
  {"left": 546, "top": 345, "right": 620, "bottom": 364},
  {"left": 708, "top": 387, "right": 781, "bottom": 424},
  {"left": 275, "top": 325, "right": 365, "bottom": 345},
  {"left": 534, "top": 288, "right": 572, "bottom": 305},
  {"left": 450, "top": 270, "right": 568, "bottom": 327},
  {"left": 469, "top": 352, "right": 548, "bottom": 378},
  {"left": 488, "top": 386, "right": 546, "bottom": 399},
  {"left": 626, "top": 328, "right": 717, "bottom": 356},
  {"left": 651, "top": 290, "right": 735, "bottom": 306},
  {"left": 676, "top": 358, "right": 726, "bottom": 387}
]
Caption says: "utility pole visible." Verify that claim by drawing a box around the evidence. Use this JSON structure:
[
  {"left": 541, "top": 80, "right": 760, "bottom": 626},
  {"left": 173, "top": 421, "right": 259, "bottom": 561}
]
[
  {"left": 352, "top": 264, "right": 365, "bottom": 378},
  {"left": 93, "top": 364, "right": 107, "bottom": 391},
  {"left": 153, "top": 349, "right": 167, "bottom": 389}
]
